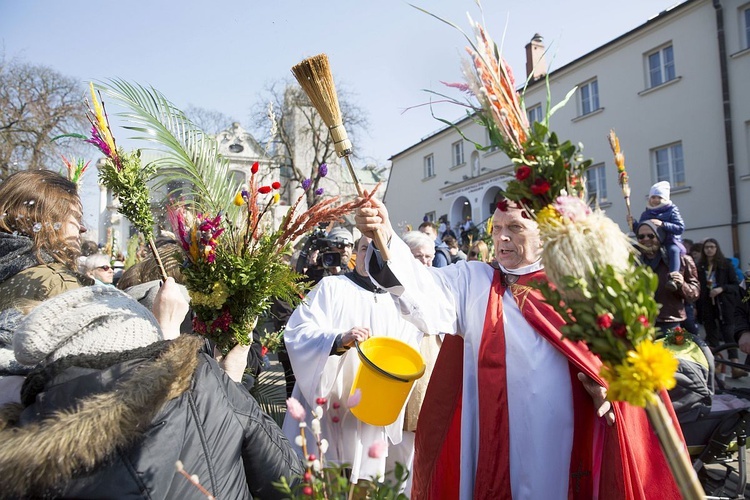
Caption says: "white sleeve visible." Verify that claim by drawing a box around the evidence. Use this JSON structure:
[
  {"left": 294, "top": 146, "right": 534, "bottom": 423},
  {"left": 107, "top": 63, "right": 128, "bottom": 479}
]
[{"left": 365, "top": 235, "right": 464, "bottom": 336}]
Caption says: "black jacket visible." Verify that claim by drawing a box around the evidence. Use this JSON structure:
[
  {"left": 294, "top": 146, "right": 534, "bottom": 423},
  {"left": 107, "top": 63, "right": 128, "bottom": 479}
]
[
  {"left": 697, "top": 258, "right": 740, "bottom": 323},
  {"left": 0, "top": 335, "right": 303, "bottom": 499}
]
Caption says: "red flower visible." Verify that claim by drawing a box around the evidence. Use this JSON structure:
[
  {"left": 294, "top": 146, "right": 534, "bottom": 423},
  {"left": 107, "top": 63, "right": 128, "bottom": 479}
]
[
  {"left": 315, "top": 397, "right": 328, "bottom": 405},
  {"left": 251, "top": 162, "right": 259, "bottom": 174},
  {"left": 515, "top": 165, "right": 531, "bottom": 181},
  {"left": 303, "top": 472, "right": 312, "bottom": 482},
  {"left": 530, "top": 178, "right": 551, "bottom": 195},
  {"left": 307, "top": 454, "right": 316, "bottom": 461},
  {"left": 302, "top": 486, "right": 313, "bottom": 496},
  {"left": 258, "top": 186, "right": 272, "bottom": 194},
  {"left": 261, "top": 346, "right": 268, "bottom": 356},
  {"left": 613, "top": 323, "right": 627, "bottom": 338},
  {"left": 637, "top": 315, "right": 649, "bottom": 327},
  {"left": 331, "top": 416, "right": 340, "bottom": 423},
  {"left": 271, "top": 181, "right": 281, "bottom": 190},
  {"left": 332, "top": 402, "right": 341, "bottom": 410},
  {"left": 596, "top": 313, "right": 613, "bottom": 329},
  {"left": 496, "top": 199, "right": 509, "bottom": 212}
]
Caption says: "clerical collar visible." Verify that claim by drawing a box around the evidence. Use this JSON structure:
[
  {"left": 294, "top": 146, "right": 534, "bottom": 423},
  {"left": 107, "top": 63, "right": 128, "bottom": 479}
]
[
  {"left": 345, "top": 271, "right": 386, "bottom": 294},
  {"left": 495, "top": 259, "right": 544, "bottom": 276}
]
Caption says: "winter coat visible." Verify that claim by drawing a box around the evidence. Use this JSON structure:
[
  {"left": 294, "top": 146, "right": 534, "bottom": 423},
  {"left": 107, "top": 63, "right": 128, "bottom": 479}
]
[
  {"left": 639, "top": 249, "right": 700, "bottom": 322},
  {"left": 0, "top": 335, "right": 303, "bottom": 499},
  {"left": 0, "top": 232, "right": 85, "bottom": 312},
  {"left": 697, "top": 258, "right": 740, "bottom": 324}
]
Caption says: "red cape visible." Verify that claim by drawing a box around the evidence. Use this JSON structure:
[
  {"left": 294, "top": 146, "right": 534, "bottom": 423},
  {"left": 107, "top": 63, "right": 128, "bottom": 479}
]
[{"left": 411, "top": 269, "right": 685, "bottom": 500}]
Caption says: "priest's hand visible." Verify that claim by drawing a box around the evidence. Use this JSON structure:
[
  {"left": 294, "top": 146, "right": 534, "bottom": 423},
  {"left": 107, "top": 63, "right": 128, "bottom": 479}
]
[
  {"left": 577, "top": 372, "right": 616, "bottom": 426},
  {"left": 355, "top": 192, "right": 393, "bottom": 246},
  {"left": 341, "top": 326, "right": 371, "bottom": 348}
]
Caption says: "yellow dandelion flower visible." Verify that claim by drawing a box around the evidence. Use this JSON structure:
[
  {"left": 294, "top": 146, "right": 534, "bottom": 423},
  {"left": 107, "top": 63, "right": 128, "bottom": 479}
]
[{"left": 601, "top": 340, "right": 677, "bottom": 407}]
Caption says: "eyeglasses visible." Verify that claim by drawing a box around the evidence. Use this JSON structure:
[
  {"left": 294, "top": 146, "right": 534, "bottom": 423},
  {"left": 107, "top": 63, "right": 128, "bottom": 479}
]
[
  {"left": 96, "top": 265, "right": 112, "bottom": 271},
  {"left": 637, "top": 234, "right": 656, "bottom": 241}
]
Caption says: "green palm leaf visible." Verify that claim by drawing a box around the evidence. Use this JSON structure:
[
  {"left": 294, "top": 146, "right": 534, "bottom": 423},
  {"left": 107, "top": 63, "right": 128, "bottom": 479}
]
[{"left": 98, "top": 79, "right": 242, "bottom": 227}]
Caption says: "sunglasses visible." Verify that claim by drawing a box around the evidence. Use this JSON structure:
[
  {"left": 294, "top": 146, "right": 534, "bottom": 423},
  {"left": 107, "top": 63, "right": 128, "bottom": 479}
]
[
  {"left": 637, "top": 234, "right": 656, "bottom": 241},
  {"left": 96, "top": 265, "right": 112, "bottom": 271}
]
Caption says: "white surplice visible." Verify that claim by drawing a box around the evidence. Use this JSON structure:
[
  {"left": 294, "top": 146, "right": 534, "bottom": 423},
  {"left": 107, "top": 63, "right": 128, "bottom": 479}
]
[
  {"left": 282, "top": 273, "right": 421, "bottom": 483},
  {"left": 368, "top": 237, "right": 574, "bottom": 500}
]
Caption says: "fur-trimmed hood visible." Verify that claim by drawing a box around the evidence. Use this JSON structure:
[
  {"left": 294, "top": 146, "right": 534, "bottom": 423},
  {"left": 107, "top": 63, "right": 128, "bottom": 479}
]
[{"left": 0, "top": 335, "right": 203, "bottom": 497}]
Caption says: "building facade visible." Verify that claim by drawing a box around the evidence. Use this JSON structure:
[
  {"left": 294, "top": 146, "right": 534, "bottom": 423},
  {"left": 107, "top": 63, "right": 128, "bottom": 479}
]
[{"left": 385, "top": 0, "right": 750, "bottom": 263}]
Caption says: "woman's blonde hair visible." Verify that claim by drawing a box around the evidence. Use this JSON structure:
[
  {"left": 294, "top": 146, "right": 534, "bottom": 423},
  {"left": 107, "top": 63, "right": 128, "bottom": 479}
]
[
  {"left": 0, "top": 170, "right": 82, "bottom": 270},
  {"left": 469, "top": 241, "right": 489, "bottom": 263}
]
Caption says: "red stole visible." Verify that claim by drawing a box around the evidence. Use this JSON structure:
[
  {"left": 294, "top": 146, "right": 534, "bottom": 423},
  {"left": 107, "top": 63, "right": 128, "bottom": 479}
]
[{"left": 411, "top": 268, "right": 685, "bottom": 500}]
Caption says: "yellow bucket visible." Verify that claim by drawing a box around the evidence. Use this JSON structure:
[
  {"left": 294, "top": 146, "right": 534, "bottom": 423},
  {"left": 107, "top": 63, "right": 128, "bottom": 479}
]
[{"left": 350, "top": 337, "right": 425, "bottom": 426}]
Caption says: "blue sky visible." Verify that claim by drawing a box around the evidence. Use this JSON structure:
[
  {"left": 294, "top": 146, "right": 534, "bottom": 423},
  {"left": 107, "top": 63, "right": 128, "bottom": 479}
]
[{"left": 1, "top": 0, "right": 682, "bottom": 166}]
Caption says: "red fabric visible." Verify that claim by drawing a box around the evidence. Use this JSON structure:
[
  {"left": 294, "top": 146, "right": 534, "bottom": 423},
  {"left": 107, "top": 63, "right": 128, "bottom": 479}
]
[{"left": 412, "top": 268, "right": 685, "bottom": 500}]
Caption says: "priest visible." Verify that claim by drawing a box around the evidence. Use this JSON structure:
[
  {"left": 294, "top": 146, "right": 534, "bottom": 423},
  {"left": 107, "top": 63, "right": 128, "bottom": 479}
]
[
  {"left": 282, "top": 235, "right": 420, "bottom": 486},
  {"left": 354, "top": 197, "right": 684, "bottom": 500}
]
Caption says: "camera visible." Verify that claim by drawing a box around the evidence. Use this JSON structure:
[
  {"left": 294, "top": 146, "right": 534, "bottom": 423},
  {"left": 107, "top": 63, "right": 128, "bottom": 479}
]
[{"left": 296, "top": 226, "right": 353, "bottom": 275}]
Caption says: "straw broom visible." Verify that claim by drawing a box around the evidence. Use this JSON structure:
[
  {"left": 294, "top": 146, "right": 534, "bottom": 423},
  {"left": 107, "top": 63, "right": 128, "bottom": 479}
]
[
  {"left": 608, "top": 130, "right": 633, "bottom": 229},
  {"left": 292, "top": 54, "right": 391, "bottom": 261}
]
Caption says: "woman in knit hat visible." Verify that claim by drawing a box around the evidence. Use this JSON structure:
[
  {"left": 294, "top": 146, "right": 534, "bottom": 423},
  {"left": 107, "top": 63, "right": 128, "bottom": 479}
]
[
  {"left": 633, "top": 180, "right": 686, "bottom": 291},
  {"left": 0, "top": 285, "right": 303, "bottom": 498}
]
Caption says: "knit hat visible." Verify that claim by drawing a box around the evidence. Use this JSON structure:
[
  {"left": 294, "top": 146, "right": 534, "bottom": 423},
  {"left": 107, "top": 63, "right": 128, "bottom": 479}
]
[
  {"left": 327, "top": 227, "right": 354, "bottom": 246},
  {"left": 638, "top": 220, "right": 666, "bottom": 243},
  {"left": 649, "top": 181, "right": 671, "bottom": 202},
  {"left": 14, "top": 286, "right": 164, "bottom": 365}
]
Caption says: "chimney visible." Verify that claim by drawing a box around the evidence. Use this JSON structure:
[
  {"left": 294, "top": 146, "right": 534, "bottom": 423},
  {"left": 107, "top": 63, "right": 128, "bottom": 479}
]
[{"left": 525, "top": 34, "right": 547, "bottom": 81}]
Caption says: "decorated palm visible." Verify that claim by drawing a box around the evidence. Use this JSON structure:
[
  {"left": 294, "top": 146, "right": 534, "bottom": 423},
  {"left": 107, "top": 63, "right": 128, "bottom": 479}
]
[{"left": 99, "top": 80, "right": 372, "bottom": 350}]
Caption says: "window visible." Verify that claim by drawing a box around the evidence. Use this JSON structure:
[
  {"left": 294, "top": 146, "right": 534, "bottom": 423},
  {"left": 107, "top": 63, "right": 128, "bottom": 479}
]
[
  {"left": 647, "top": 45, "right": 675, "bottom": 88},
  {"left": 424, "top": 154, "right": 435, "bottom": 179},
  {"left": 585, "top": 164, "right": 607, "bottom": 204},
  {"left": 579, "top": 79, "right": 600, "bottom": 116},
  {"left": 653, "top": 143, "right": 685, "bottom": 187},
  {"left": 425, "top": 211, "right": 436, "bottom": 222},
  {"left": 452, "top": 141, "right": 465, "bottom": 166},
  {"left": 527, "top": 104, "right": 544, "bottom": 124}
]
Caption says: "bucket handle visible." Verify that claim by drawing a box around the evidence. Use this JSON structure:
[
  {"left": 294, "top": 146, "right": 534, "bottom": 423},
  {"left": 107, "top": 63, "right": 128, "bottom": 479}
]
[{"left": 354, "top": 340, "right": 410, "bottom": 383}]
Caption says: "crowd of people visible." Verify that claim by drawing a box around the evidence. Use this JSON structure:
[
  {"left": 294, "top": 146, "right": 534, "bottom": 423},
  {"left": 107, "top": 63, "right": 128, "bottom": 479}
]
[{"left": 2, "top": 167, "right": 750, "bottom": 498}]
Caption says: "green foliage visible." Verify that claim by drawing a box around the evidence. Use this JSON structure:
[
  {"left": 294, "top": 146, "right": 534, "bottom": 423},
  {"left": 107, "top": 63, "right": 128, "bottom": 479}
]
[
  {"left": 98, "top": 149, "right": 157, "bottom": 236},
  {"left": 249, "top": 368, "right": 287, "bottom": 427},
  {"left": 536, "top": 259, "right": 661, "bottom": 365}
]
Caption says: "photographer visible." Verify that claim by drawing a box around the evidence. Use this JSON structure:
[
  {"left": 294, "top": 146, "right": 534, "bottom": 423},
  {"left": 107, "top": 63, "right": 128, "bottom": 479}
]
[{"left": 297, "top": 227, "right": 355, "bottom": 285}]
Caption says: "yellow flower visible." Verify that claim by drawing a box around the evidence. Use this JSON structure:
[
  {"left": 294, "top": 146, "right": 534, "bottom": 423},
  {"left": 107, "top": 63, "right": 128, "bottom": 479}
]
[
  {"left": 602, "top": 340, "right": 677, "bottom": 407},
  {"left": 234, "top": 192, "right": 245, "bottom": 206},
  {"left": 190, "top": 281, "right": 230, "bottom": 309},
  {"left": 273, "top": 193, "right": 280, "bottom": 204},
  {"left": 535, "top": 205, "right": 563, "bottom": 231}
]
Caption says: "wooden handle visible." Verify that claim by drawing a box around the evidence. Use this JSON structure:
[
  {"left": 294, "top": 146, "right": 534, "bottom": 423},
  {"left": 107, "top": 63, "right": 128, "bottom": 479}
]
[
  {"left": 147, "top": 235, "right": 169, "bottom": 282},
  {"left": 342, "top": 156, "right": 391, "bottom": 262},
  {"left": 644, "top": 395, "right": 704, "bottom": 499}
]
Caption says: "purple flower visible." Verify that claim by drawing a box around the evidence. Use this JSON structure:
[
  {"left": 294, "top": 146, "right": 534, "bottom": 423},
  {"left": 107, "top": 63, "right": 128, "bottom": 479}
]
[
  {"left": 318, "top": 163, "right": 328, "bottom": 178},
  {"left": 315, "top": 188, "right": 324, "bottom": 196},
  {"left": 301, "top": 178, "right": 312, "bottom": 190},
  {"left": 85, "top": 126, "right": 112, "bottom": 157}
]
